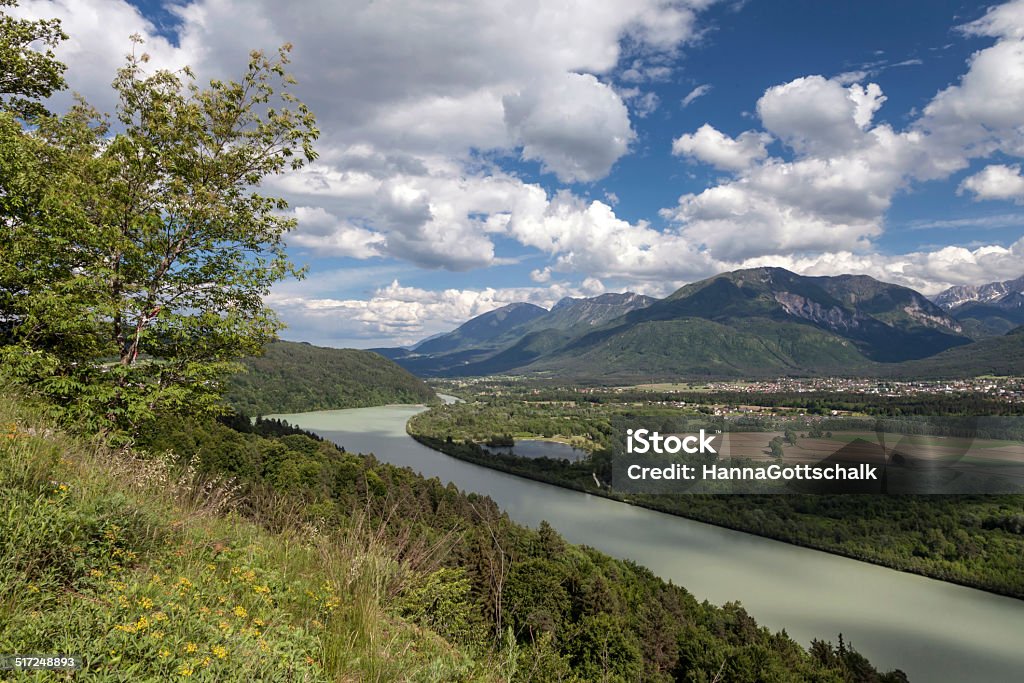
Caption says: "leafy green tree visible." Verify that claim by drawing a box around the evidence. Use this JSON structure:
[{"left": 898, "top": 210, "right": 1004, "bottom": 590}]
[
  {"left": 0, "top": 0, "right": 67, "bottom": 118},
  {"left": 769, "top": 436, "right": 784, "bottom": 458},
  {"left": 398, "top": 567, "right": 482, "bottom": 646},
  {"left": 0, "top": 36, "right": 318, "bottom": 436}
]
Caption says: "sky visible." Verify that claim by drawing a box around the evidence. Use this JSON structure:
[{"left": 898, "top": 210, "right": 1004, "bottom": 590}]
[{"left": 13, "top": 0, "right": 1024, "bottom": 347}]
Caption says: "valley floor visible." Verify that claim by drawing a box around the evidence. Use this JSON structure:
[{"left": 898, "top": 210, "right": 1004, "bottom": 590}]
[{"left": 409, "top": 381, "right": 1024, "bottom": 600}]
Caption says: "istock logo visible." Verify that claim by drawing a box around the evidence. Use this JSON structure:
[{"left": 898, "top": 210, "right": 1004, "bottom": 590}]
[{"left": 626, "top": 428, "right": 718, "bottom": 455}]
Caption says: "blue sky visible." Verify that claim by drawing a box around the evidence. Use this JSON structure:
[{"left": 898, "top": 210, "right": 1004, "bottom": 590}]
[{"left": 18, "top": 0, "right": 1024, "bottom": 346}]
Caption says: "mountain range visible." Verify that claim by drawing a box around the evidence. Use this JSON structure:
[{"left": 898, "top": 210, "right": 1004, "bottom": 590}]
[
  {"left": 932, "top": 275, "right": 1024, "bottom": 309},
  {"left": 932, "top": 276, "right": 1024, "bottom": 338},
  {"left": 375, "top": 291, "right": 656, "bottom": 375},
  {"left": 372, "top": 267, "right": 1024, "bottom": 380}
]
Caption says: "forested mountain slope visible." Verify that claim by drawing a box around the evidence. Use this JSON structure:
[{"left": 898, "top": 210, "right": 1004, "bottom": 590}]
[{"left": 227, "top": 341, "right": 437, "bottom": 414}]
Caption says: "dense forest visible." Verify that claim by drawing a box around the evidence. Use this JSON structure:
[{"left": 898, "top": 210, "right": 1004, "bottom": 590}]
[{"left": 226, "top": 340, "right": 438, "bottom": 415}]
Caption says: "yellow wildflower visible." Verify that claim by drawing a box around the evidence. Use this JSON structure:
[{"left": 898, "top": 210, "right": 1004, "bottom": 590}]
[
  {"left": 89, "top": 569, "right": 105, "bottom": 578},
  {"left": 211, "top": 645, "right": 228, "bottom": 660},
  {"left": 253, "top": 618, "right": 265, "bottom": 627},
  {"left": 177, "top": 665, "right": 193, "bottom": 677},
  {"left": 158, "top": 649, "right": 171, "bottom": 659},
  {"left": 185, "top": 643, "right": 198, "bottom": 653},
  {"left": 232, "top": 605, "right": 247, "bottom": 619},
  {"left": 138, "top": 597, "right": 154, "bottom": 610}
]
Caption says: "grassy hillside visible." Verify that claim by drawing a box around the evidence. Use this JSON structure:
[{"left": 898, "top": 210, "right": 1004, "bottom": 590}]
[
  {"left": 227, "top": 341, "right": 437, "bottom": 414},
  {"left": 0, "top": 393, "right": 489, "bottom": 681}
]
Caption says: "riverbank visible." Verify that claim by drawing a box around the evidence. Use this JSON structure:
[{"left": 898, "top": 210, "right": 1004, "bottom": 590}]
[{"left": 407, "top": 429, "right": 1024, "bottom": 601}]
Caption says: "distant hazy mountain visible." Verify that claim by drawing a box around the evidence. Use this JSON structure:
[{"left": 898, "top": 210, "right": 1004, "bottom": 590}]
[
  {"left": 421, "top": 292, "right": 656, "bottom": 375},
  {"left": 374, "top": 294, "right": 654, "bottom": 373},
  {"left": 541, "top": 292, "right": 656, "bottom": 330},
  {"left": 381, "top": 267, "right": 983, "bottom": 379},
  {"left": 411, "top": 302, "right": 547, "bottom": 355},
  {"left": 935, "top": 276, "right": 1024, "bottom": 338},
  {"left": 933, "top": 275, "right": 1024, "bottom": 310},
  {"left": 409, "top": 331, "right": 447, "bottom": 351}
]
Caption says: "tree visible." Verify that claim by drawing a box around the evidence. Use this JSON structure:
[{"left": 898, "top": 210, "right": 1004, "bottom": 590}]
[
  {"left": 769, "top": 436, "right": 784, "bottom": 458},
  {"left": 0, "top": 0, "right": 67, "bottom": 118},
  {"left": 0, "top": 36, "right": 318, "bottom": 436}
]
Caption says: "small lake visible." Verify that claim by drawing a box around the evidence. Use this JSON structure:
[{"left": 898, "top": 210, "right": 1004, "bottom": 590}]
[
  {"left": 483, "top": 438, "right": 589, "bottom": 462},
  {"left": 270, "top": 400, "right": 1024, "bottom": 683}
]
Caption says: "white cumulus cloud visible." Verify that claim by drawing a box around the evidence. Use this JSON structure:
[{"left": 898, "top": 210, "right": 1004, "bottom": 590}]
[
  {"left": 671, "top": 124, "right": 771, "bottom": 171},
  {"left": 959, "top": 164, "right": 1024, "bottom": 202},
  {"left": 504, "top": 73, "right": 635, "bottom": 182}
]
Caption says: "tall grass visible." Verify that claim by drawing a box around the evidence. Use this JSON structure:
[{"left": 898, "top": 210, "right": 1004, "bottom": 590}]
[{"left": 0, "top": 393, "right": 495, "bottom": 681}]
